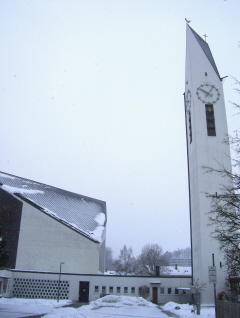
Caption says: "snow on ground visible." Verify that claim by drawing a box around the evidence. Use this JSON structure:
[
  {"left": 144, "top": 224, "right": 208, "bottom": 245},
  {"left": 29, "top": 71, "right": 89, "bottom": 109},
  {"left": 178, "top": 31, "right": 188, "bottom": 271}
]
[
  {"left": 43, "top": 295, "right": 166, "bottom": 318},
  {"left": 0, "top": 296, "right": 216, "bottom": 318},
  {"left": 161, "top": 301, "right": 215, "bottom": 317},
  {"left": 0, "top": 297, "right": 72, "bottom": 307},
  {"left": 0, "top": 298, "right": 72, "bottom": 318}
]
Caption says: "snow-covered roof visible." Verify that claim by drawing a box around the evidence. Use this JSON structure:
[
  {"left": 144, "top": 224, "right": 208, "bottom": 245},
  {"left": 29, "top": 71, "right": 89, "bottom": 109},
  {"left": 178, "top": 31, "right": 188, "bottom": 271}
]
[
  {"left": 0, "top": 171, "right": 106, "bottom": 243},
  {"left": 105, "top": 266, "right": 191, "bottom": 277},
  {"left": 166, "top": 266, "right": 191, "bottom": 276}
]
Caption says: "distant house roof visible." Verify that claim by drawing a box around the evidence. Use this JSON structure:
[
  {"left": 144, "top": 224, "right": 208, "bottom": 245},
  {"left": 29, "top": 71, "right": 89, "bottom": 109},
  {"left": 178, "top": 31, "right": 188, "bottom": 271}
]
[
  {"left": 0, "top": 171, "right": 106, "bottom": 243},
  {"left": 188, "top": 25, "right": 221, "bottom": 80}
]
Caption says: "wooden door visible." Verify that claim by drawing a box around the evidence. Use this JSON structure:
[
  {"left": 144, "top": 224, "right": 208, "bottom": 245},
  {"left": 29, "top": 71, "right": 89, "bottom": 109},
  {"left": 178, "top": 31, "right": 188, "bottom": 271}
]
[{"left": 152, "top": 287, "right": 158, "bottom": 304}]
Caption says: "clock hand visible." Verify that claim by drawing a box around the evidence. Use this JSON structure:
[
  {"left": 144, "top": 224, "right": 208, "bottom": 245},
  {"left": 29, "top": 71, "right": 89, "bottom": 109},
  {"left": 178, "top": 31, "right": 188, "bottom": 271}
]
[
  {"left": 206, "top": 86, "right": 214, "bottom": 97},
  {"left": 199, "top": 88, "right": 213, "bottom": 96}
]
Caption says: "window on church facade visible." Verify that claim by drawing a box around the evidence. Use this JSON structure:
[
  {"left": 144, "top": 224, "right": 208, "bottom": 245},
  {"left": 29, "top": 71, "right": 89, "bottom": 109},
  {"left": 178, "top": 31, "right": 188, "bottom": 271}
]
[{"left": 205, "top": 104, "right": 216, "bottom": 136}]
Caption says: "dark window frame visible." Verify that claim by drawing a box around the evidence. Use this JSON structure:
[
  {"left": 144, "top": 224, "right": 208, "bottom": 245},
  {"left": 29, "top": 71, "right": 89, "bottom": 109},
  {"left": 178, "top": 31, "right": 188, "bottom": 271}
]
[
  {"left": 205, "top": 104, "right": 216, "bottom": 136},
  {"left": 188, "top": 111, "right": 192, "bottom": 143},
  {"left": 102, "top": 286, "right": 106, "bottom": 293}
]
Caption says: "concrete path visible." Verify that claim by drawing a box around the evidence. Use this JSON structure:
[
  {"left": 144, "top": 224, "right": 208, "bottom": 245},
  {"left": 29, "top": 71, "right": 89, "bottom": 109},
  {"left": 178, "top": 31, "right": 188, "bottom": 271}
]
[
  {"left": 158, "top": 306, "right": 180, "bottom": 317},
  {"left": 0, "top": 303, "right": 49, "bottom": 318}
]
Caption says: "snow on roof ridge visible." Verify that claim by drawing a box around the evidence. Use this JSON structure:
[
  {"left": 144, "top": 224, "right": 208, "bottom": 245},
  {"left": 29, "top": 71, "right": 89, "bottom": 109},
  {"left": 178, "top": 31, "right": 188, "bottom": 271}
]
[
  {"left": 0, "top": 170, "right": 105, "bottom": 203},
  {"left": 1, "top": 184, "right": 44, "bottom": 195},
  {"left": 0, "top": 171, "right": 106, "bottom": 243}
]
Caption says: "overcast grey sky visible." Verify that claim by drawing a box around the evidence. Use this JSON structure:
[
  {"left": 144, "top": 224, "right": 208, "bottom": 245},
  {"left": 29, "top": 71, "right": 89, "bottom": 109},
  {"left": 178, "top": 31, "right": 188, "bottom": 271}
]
[{"left": 0, "top": 0, "right": 239, "bottom": 257}]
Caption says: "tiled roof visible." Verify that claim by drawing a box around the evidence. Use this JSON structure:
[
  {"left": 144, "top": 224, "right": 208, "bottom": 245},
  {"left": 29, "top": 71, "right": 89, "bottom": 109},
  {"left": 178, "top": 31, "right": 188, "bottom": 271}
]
[
  {"left": 0, "top": 171, "right": 106, "bottom": 243},
  {"left": 188, "top": 25, "right": 221, "bottom": 79}
]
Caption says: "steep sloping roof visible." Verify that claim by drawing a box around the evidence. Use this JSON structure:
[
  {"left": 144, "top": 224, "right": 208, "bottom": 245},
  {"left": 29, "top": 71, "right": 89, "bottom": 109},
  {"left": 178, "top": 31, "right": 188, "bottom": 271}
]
[
  {"left": 0, "top": 171, "right": 106, "bottom": 243},
  {"left": 188, "top": 25, "right": 221, "bottom": 79}
]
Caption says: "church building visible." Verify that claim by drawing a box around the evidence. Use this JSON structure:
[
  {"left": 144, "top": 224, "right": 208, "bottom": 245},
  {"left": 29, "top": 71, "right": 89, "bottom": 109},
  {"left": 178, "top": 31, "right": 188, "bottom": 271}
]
[
  {"left": 0, "top": 25, "right": 233, "bottom": 306},
  {"left": 185, "top": 25, "right": 232, "bottom": 304},
  {"left": 0, "top": 171, "right": 107, "bottom": 274}
]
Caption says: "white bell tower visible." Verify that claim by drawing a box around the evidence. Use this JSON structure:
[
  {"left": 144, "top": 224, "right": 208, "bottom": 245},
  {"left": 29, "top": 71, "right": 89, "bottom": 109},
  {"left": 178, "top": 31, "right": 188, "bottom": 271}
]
[{"left": 185, "top": 25, "right": 232, "bottom": 304}]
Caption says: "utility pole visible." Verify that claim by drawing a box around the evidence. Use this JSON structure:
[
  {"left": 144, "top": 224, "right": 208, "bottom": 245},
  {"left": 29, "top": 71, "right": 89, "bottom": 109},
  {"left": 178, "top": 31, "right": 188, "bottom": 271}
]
[
  {"left": 212, "top": 254, "right": 217, "bottom": 318},
  {"left": 57, "top": 262, "right": 65, "bottom": 302}
]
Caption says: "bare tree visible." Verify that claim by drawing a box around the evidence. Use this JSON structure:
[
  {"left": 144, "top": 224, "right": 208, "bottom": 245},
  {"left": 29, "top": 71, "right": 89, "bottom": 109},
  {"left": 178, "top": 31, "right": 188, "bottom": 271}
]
[
  {"left": 138, "top": 285, "right": 150, "bottom": 299},
  {"left": 191, "top": 279, "right": 206, "bottom": 315},
  {"left": 172, "top": 247, "right": 191, "bottom": 259},
  {"left": 172, "top": 248, "right": 183, "bottom": 258},
  {"left": 206, "top": 161, "right": 240, "bottom": 301},
  {"left": 138, "top": 244, "right": 167, "bottom": 275},
  {"left": 205, "top": 77, "right": 240, "bottom": 301},
  {"left": 105, "top": 247, "right": 115, "bottom": 271},
  {"left": 162, "top": 251, "right": 172, "bottom": 265},
  {"left": 113, "top": 245, "right": 136, "bottom": 275},
  {"left": 182, "top": 247, "right": 191, "bottom": 258}
]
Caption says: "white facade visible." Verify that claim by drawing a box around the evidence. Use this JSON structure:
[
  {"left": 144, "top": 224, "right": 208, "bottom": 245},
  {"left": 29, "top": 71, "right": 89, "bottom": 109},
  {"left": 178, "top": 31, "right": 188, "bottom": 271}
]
[
  {"left": 16, "top": 201, "right": 104, "bottom": 273},
  {"left": 0, "top": 269, "right": 192, "bottom": 304},
  {"left": 185, "top": 25, "right": 232, "bottom": 304}
]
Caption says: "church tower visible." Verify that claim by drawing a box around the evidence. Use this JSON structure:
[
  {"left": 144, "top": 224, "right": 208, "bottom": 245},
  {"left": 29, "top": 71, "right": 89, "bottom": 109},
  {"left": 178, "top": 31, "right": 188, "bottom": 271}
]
[{"left": 184, "top": 25, "right": 232, "bottom": 304}]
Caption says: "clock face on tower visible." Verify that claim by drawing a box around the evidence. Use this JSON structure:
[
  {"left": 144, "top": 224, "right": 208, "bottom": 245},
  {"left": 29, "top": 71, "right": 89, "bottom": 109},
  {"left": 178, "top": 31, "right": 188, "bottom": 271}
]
[{"left": 196, "top": 83, "right": 220, "bottom": 104}]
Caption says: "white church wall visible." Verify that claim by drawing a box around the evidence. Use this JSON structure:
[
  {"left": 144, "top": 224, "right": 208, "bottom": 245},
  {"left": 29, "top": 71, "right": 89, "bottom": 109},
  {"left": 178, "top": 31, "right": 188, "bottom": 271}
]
[
  {"left": 185, "top": 25, "right": 232, "bottom": 304},
  {"left": 15, "top": 201, "right": 101, "bottom": 274},
  {"left": 83, "top": 275, "right": 191, "bottom": 304},
  {"left": 0, "top": 269, "right": 192, "bottom": 304}
]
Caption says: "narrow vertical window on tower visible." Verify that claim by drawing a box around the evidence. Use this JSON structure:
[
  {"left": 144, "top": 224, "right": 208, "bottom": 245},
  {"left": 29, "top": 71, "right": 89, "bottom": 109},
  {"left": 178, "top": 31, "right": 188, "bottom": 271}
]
[
  {"left": 188, "top": 111, "right": 192, "bottom": 143},
  {"left": 205, "top": 104, "right": 216, "bottom": 136},
  {"left": 185, "top": 90, "right": 192, "bottom": 143}
]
